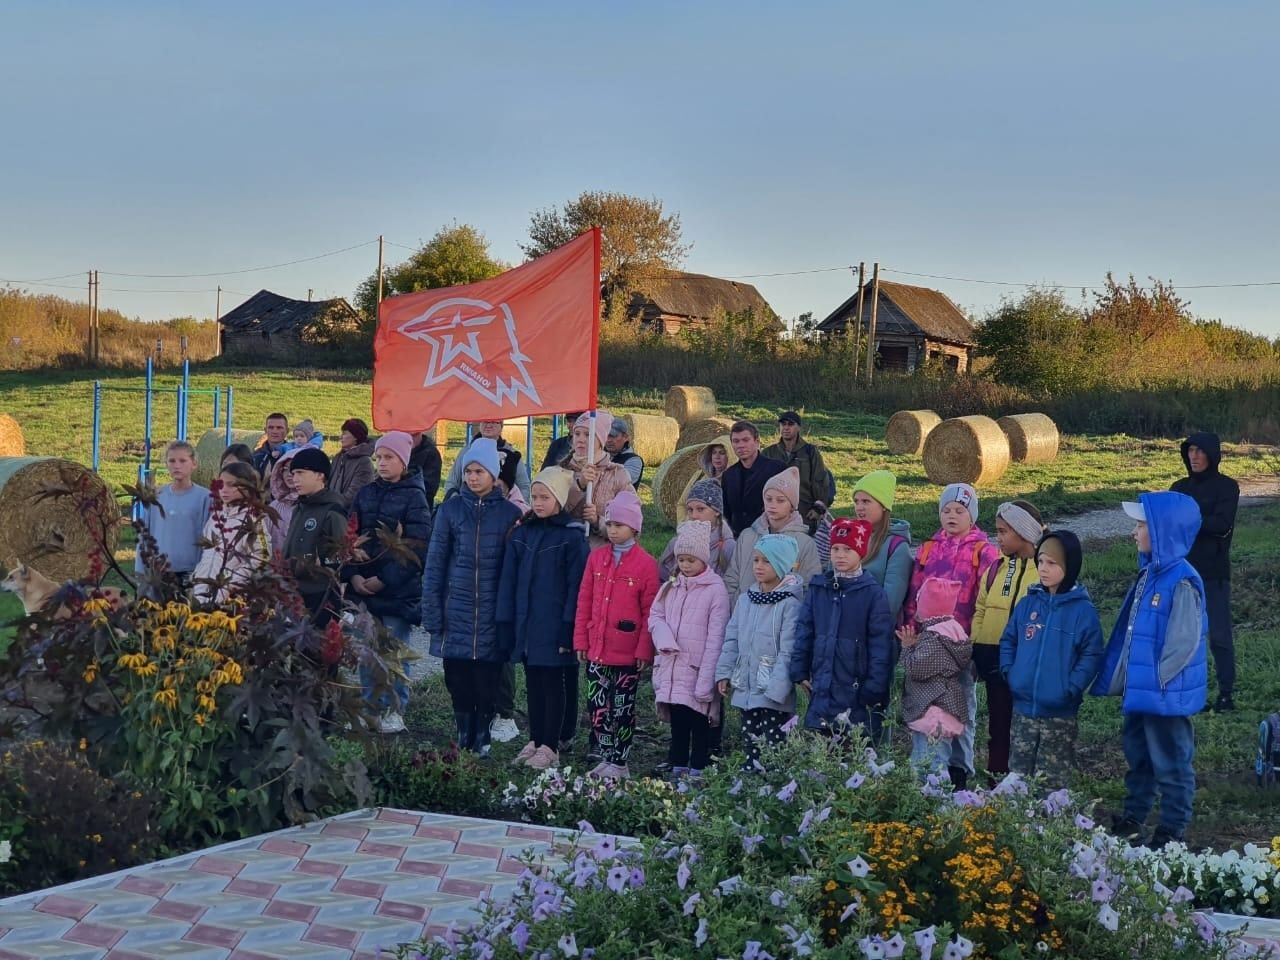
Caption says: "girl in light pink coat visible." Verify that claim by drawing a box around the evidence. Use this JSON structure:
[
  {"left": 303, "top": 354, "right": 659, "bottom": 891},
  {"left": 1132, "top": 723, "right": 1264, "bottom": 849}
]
[
  {"left": 266, "top": 447, "right": 302, "bottom": 557},
  {"left": 649, "top": 521, "right": 731, "bottom": 780}
]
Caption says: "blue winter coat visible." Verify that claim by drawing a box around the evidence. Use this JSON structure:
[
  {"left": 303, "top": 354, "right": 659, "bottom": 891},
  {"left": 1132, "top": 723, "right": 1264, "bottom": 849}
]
[
  {"left": 998, "top": 583, "right": 1104, "bottom": 719},
  {"left": 346, "top": 470, "right": 432, "bottom": 623},
  {"left": 1091, "top": 491, "right": 1208, "bottom": 716},
  {"left": 496, "top": 511, "right": 590, "bottom": 668},
  {"left": 422, "top": 485, "right": 523, "bottom": 662},
  {"left": 790, "top": 571, "right": 894, "bottom": 730}
]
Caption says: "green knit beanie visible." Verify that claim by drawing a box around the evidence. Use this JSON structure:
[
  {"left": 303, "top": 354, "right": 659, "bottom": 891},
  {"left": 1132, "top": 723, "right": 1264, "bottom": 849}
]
[{"left": 852, "top": 470, "right": 897, "bottom": 511}]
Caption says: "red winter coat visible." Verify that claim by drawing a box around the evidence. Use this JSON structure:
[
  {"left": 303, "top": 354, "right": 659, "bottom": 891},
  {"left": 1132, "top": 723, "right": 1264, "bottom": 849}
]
[{"left": 573, "top": 544, "right": 660, "bottom": 666}]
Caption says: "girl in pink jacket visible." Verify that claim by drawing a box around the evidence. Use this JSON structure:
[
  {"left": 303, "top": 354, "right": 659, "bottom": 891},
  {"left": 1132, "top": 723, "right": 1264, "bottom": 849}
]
[
  {"left": 573, "top": 489, "right": 660, "bottom": 781},
  {"left": 649, "top": 521, "right": 731, "bottom": 781}
]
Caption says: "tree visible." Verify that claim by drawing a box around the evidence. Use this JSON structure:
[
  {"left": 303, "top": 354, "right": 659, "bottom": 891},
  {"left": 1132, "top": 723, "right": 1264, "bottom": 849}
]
[
  {"left": 975, "top": 288, "right": 1104, "bottom": 394},
  {"left": 523, "top": 191, "right": 689, "bottom": 295},
  {"left": 353, "top": 224, "right": 507, "bottom": 320}
]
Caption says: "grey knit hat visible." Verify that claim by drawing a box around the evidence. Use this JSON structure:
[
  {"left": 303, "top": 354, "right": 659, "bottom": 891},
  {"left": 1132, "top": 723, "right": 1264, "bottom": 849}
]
[{"left": 686, "top": 478, "right": 724, "bottom": 516}]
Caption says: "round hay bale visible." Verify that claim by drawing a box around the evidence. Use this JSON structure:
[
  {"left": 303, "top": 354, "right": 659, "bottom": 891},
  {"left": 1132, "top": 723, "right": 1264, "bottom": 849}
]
[
  {"left": 621, "top": 413, "right": 679, "bottom": 466},
  {"left": 0, "top": 415, "right": 25, "bottom": 457},
  {"left": 424, "top": 420, "right": 450, "bottom": 449},
  {"left": 885, "top": 409, "right": 942, "bottom": 456},
  {"left": 194, "top": 429, "right": 264, "bottom": 487},
  {"left": 997, "top": 413, "right": 1060, "bottom": 465},
  {"left": 922, "top": 416, "right": 1011, "bottom": 487},
  {"left": 677, "top": 416, "right": 737, "bottom": 450},
  {"left": 0, "top": 457, "right": 119, "bottom": 582},
  {"left": 651, "top": 436, "right": 738, "bottom": 525},
  {"left": 664, "top": 386, "right": 717, "bottom": 425},
  {"left": 501, "top": 418, "right": 531, "bottom": 451}
]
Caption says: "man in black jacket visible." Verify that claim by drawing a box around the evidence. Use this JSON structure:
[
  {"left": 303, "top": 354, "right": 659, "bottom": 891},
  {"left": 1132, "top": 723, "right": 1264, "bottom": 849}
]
[
  {"left": 1170, "top": 431, "right": 1240, "bottom": 711},
  {"left": 409, "top": 431, "right": 443, "bottom": 510},
  {"left": 722, "top": 420, "right": 786, "bottom": 536}
]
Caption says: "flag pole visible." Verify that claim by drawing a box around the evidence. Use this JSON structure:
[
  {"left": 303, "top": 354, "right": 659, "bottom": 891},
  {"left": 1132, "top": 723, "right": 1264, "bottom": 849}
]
[{"left": 584, "top": 410, "right": 598, "bottom": 505}]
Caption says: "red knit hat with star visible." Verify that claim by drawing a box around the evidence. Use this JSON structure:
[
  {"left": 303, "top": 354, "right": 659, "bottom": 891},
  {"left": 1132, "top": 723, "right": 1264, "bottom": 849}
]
[{"left": 829, "top": 518, "right": 874, "bottom": 558}]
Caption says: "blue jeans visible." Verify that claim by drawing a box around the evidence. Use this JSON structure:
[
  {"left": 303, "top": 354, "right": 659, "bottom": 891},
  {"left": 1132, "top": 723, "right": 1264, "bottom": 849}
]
[
  {"left": 1121, "top": 712, "right": 1196, "bottom": 836},
  {"left": 361, "top": 615, "right": 410, "bottom": 711},
  {"left": 910, "top": 731, "right": 953, "bottom": 776}
]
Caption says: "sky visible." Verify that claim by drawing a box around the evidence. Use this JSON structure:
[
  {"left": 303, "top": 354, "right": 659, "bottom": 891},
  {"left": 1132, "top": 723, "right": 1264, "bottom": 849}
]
[{"left": 2, "top": 1, "right": 1279, "bottom": 337}]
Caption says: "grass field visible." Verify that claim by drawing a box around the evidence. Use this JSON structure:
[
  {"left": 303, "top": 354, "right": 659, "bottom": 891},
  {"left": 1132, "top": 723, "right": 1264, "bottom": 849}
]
[{"left": 2, "top": 365, "right": 1278, "bottom": 849}]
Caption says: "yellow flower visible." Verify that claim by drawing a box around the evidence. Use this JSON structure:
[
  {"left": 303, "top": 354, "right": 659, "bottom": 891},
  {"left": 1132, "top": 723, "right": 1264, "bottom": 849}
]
[
  {"left": 198, "top": 694, "right": 216, "bottom": 712},
  {"left": 193, "top": 713, "right": 207, "bottom": 727},
  {"left": 82, "top": 662, "right": 99, "bottom": 684},
  {"left": 153, "top": 626, "right": 177, "bottom": 651},
  {"left": 118, "top": 652, "right": 148, "bottom": 670},
  {"left": 82, "top": 597, "right": 114, "bottom": 615},
  {"left": 153, "top": 688, "right": 178, "bottom": 709},
  {"left": 133, "top": 660, "right": 159, "bottom": 678},
  {"left": 78, "top": 738, "right": 88, "bottom": 751}
]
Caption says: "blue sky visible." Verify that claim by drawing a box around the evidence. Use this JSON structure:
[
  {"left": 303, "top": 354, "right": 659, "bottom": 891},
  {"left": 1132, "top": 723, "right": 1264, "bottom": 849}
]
[{"left": 2, "top": 1, "right": 1278, "bottom": 336}]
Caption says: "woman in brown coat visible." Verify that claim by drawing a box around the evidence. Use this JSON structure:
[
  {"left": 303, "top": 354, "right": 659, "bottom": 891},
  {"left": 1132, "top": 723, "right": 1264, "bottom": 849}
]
[
  {"left": 560, "top": 410, "right": 635, "bottom": 550},
  {"left": 329, "top": 418, "right": 376, "bottom": 509}
]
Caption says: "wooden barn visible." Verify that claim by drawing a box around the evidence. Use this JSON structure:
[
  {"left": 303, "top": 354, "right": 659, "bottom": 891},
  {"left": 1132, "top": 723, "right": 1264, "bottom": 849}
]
[
  {"left": 816, "top": 280, "right": 976, "bottom": 373},
  {"left": 624, "top": 271, "right": 780, "bottom": 335},
  {"left": 218, "top": 290, "right": 362, "bottom": 364}
]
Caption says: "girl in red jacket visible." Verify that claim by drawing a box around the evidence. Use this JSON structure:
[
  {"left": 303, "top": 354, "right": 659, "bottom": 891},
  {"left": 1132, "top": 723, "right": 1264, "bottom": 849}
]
[{"left": 573, "top": 489, "right": 660, "bottom": 781}]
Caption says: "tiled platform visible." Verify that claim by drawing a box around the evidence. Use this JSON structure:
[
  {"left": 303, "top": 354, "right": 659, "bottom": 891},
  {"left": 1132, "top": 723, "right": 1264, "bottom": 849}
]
[{"left": 0, "top": 810, "right": 573, "bottom": 960}]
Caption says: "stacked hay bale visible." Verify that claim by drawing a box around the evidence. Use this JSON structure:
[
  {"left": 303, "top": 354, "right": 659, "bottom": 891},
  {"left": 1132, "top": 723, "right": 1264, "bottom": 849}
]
[
  {"left": 885, "top": 410, "right": 942, "bottom": 455},
  {"left": 922, "top": 416, "right": 1011, "bottom": 487},
  {"left": 0, "top": 415, "right": 25, "bottom": 457},
  {"left": 651, "top": 435, "right": 738, "bottom": 525},
  {"left": 621, "top": 413, "right": 679, "bottom": 466},
  {"left": 194, "top": 429, "right": 264, "bottom": 487},
  {"left": 997, "top": 413, "right": 1060, "bottom": 464},
  {"left": 677, "top": 416, "right": 737, "bottom": 449},
  {"left": 0, "top": 457, "right": 120, "bottom": 581},
  {"left": 665, "top": 386, "right": 717, "bottom": 425},
  {"left": 501, "top": 418, "right": 531, "bottom": 450}
]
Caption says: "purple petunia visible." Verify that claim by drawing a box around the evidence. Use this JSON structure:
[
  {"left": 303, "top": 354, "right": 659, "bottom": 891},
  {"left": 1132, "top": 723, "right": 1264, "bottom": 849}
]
[
  {"left": 606, "top": 866, "right": 628, "bottom": 893},
  {"left": 683, "top": 892, "right": 701, "bottom": 915},
  {"left": 1043, "top": 788, "right": 1071, "bottom": 816},
  {"left": 1091, "top": 879, "right": 1114, "bottom": 903},
  {"left": 882, "top": 933, "right": 906, "bottom": 959},
  {"left": 694, "top": 917, "right": 709, "bottom": 947},
  {"left": 1173, "top": 886, "right": 1195, "bottom": 905},
  {"left": 1097, "top": 903, "right": 1120, "bottom": 932},
  {"left": 1075, "top": 813, "right": 1096, "bottom": 831},
  {"left": 913, "top": 925, "right": 937, "bottom": 960},
  {"left": 743, "top": 941, "right": 763, "bottom": 960},
  {"left": 992, "top": 773, "right": 1028, "bottom": 796},
  {"left": 776, "top": 779, "right": 798, "bottom": 802},
  {"left": 717, "top": 875, "right": 743, "bottom": 895},
  {"left": 558, "top": 932, "right": 579, "bottom": 957},
  {"left": 845, "top": 771, "right": 865, "bottom": 789},
  {"left": 511, "top": 922, "right": 530, "bottom": 955},
  {"left": 847, "top": 855, "right": 870, "bottom": 878},
  {"left": 781, "top": 714, "right": 799, "bottom": 734},
  {"left": 594, "top": 835, "right": 616, "bottom": 858},
  {"left": 577, "top": 820, "right": 596, "bottom": 834},
  {"left": 815, "top": 806, "right": 831, "bottom": 823},
  {"left": 743, "top": 834, "right": 764, "bottom": 854},
  {"left": 769, "top": 889, "right": 788, "bottom": 908},
  {"left": 728, "top": 778, "right": 743, "bottom": 796},
  {"left": 952, "top": 790, "right": 985, "bottom": 808},
  {"left": 798, "top": 809, "right": 815, "bottom": 835},
  {"left": 677, "top": 860, "right": 692, "bottom": 890},
  {"left": 1194, "top": 913, "right": 1217, "bottom": 943},
  {"left": 629, "top": 867, "right": 645, "bottom": 889},
  {"left": 684, "top": 805, "right": 700, "bottom": 823},
  {"left": 839, "top": 900, "right": 859, "bottom": 923}
]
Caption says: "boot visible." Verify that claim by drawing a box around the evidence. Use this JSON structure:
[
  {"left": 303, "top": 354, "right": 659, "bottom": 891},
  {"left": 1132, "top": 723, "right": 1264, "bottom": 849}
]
[
  {"left": 454, "top": 711, "right": 472, "bottom": 750},
  {"left": 473, "top": 711, "right": 494, "bottom": 758},
  {"left": 948, "top": 765, "right": 969, "bottom": 791},
  {"left": 1148, "top": 826, "right": 1183, "bottom": 850}
]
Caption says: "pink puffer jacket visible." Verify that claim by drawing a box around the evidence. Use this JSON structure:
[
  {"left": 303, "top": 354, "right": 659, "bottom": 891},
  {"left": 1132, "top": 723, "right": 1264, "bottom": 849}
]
[{"left": 649, "top": 565, "right": 731, "bottom": 722}]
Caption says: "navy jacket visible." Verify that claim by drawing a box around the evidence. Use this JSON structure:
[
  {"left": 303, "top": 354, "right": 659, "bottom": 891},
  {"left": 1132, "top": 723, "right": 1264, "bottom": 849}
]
[
  {"left": 496, "top": 511, "right": 591, "bottom": 667},
  {"left": 790, "top": 570, "right": 894, "bottom": 730},
  {"left": 346, "top": 470, "right": 432, "bottom": 624},
  {"left": 1170, "top": 432, "right": 1239, "bottom": 582},
  {"left": 422, "top": 485, "right": 522, "bottom": 662},
  {"left": 999, "top": 583, "right": 1104, "bottom": 719},
  {"left": 722, "top": 454, "right": 787, "bottom": 537}
]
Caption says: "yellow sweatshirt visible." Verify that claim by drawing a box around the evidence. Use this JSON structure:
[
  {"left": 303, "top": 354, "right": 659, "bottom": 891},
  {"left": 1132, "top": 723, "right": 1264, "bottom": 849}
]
[{"left": 970, "top": 554, "right": 1039, "bottom": 646}]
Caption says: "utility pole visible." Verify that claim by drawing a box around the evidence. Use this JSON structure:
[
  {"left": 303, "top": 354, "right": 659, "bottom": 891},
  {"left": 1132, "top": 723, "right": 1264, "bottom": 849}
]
[
  {"left": 866, "top": 262, "right": 881, "bottom": 385},
  {"left": 376, "top": 234, "right": 385, "bottom": 311},
  {"left": 214, "top": 286, "right": 222, "bottom": 358},
  {"left": 852, "top": 261, "right": 865, "bottom": 381},
  {"left": 87, "top": 271, "right": 94, "bottom": 362}
]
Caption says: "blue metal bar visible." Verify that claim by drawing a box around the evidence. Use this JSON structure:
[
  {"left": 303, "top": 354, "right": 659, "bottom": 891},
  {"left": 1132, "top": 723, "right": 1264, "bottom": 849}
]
[
  {"left": 176, "top": 384, "right": 184, "bottom": 443},
  {"left": 133, "top": 462, "right": 146, "bottom": 521},
  {"left": 213, "top": 383, "right": 220, "bottom": 429},
  {"left": 91, "top": 381, "right": 102, "bottom": 472},
  {"left": 144, "top": 357, "right": 154, "bottom": 477},
  {"left": 464, "top": 423, "right": 473, "bottom": 447},
  {"left": 525, "top": 417, "right": 534, "bottom": 465},
  {"left": 551, "top": 414, "right": 560, "bottom": 441},
  {"left": 180, "top": 358, "right": 190, "bottom": 440},
  {"left": 224, "top": 386, "right": 234, "bottom": 445}
]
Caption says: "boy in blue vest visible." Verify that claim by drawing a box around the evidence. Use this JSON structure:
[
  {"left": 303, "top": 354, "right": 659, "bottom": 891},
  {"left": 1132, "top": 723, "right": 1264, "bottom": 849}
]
[{"left": 1092, "top": 492, "right": 1208, "bottom": 849}]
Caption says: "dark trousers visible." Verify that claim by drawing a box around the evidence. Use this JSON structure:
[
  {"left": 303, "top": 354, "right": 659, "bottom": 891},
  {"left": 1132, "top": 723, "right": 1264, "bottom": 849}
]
[
  {"left": 1204, "top": 578, "right": 1235, "bottom": 698},
  {"left": 972, "top": 644, "right": 1013, "bottom": 775},
  {"left": 668, "top": 704, "right": 711, "bottom": 770},
  {"left": 1122, "top": 712, "right": 1196, "bottom": 837},
  {"left": 525, "top": 665, "right": 565, "bottom": 750},
  {"left": 560, "top": 663, "right": 580, "bottom": 743},
  {"left": 497, "top": 662, "right": 516, "bottom": 717},
  {"left": 443, "top": 659, "right": 502, "bottom": 717}
]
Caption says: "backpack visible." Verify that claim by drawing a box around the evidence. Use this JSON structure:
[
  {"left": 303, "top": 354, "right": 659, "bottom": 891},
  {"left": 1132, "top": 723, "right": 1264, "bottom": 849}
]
[
  {"left": 918, "top": 538, "right": 986, "bottom": 575},
  {"left": 1257, "top": 712, "right": 1280, "bottom": 787}
]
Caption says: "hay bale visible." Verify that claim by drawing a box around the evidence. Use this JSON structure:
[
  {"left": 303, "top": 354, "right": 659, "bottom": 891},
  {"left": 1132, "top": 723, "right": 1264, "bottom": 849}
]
[
  {"left": 193, "top": 429, "right": 264, "bottom": 487},
  {"left": 677, "top": 416, "right": 737, "bottom": 450},
  {"left": 425, "top": 420, "right": 450, "bottom": 449},
  {"left": 501, "top": 418, "right": 531, "bottom": 451},
  {"left": 0, "top": 415, "right": 25, "bottom": 457},
  {"left": 885, "top": 409, "right": 942, "bottom": 456},
  {"left": 622, "top": 413, "right": 679, "bottom": 466},
  {"left": 665, "top": 386, "right": 717, "bottom": 425},
  {"left": 922, "top": 416, "right": 1011, "bottom": 487},
  {"left": 997, "top": 413, "right": 1060, "bottom": 465},
  {"left": 651, "top": 436, "right": 738, "bottom": 525},
  {"left": 0, "top": 457, "right": 119, "bottom": 582}
]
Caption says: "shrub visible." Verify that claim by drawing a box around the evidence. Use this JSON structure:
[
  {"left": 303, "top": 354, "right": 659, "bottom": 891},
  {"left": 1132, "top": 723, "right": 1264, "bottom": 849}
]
[
  {"left": 501, "top": 767, "right": 682, "bottom": 838},
  {"left": 370, "top": 742, "right": 503, "bottom": 817}
]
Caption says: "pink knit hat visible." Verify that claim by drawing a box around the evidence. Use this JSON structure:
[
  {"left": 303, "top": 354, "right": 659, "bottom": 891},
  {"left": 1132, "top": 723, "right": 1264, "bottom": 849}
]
[
  {"left": 672, "top": 520, "right": 712, "bottom": 565},
  {"left": 604, "top": 488, "right": 644, "bottom": 534},
  {"left": 574, "top": 410, "right": 612, "bottom": 450},
  {"left": 763, "top": 466, "right": 801, "bottom": 510},
  {"left": 916, "top": 577, "right": 962, "bottom": 621},
  {"left": 374, "top": 430, "right": 413, "bottom": 469}
]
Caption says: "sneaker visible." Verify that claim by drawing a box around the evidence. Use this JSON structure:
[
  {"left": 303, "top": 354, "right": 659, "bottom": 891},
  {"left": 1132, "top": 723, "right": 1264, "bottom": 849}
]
[
  {"left": 512, "top": 741, "right": 537, "bottom": 766},
  {"left": 1110, "top": 815, "right": 1145, "bottom": 844},
  {"left": 1212, "top": 695, "right": 1236, "bottom": 713},
  {"left": 652, "top": 761, "right": 675, "bottom": 776},
  {"left": 378, "top": 711, "right": 406, "bottom": 734},
  {"left": 1148, "top": 826, "right": 1183, "bottom": 850},
  {"left": 490, "top": 716, "right": 520, "bottom": 743},
  {"left": 528, "top": 746, "right": 559, "bottom": 770}
]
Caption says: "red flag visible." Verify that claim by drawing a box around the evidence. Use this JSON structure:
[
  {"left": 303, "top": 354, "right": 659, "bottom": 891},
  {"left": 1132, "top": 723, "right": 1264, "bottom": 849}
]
[{"left": 372, "top": 229, "right": 600, "bottom": 431}]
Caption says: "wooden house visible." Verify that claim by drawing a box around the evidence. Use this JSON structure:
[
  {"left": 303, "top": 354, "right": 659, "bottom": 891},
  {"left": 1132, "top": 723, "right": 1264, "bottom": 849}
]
[
  {"left": 218, "top": 290, "right": 362, "bottom": 364},
  {"left": 816, "top": 280, "right": 976, "bottom": 373},
  {"left": 624, "top": 271, "right": 780, "bottom": 335}
]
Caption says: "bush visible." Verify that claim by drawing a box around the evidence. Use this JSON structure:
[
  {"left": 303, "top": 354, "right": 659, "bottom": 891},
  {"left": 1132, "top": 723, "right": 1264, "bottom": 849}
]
[
  {"left": 500, "top": 767, "right": 682, "bottom": 838},
  {"left": 370, "top": 742, "right": 504, "bottom": 817}
]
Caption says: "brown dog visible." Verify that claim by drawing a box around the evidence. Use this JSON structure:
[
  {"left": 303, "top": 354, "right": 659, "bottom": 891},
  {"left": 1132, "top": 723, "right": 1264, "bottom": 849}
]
[{"left": 1, "top": 560, "right": 126, "bottom": 619}]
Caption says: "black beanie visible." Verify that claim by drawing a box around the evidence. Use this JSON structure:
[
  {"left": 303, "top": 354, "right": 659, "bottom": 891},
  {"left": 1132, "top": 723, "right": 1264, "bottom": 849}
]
[
  {"left": 341, "top": 418, "right": 369, "bottom": 444},
  {"left": 1036, "top": 530, "right": 1083, "bottom": 593},
  {"left": 289, "top": 447, "right": 331, "bottom": 479}
]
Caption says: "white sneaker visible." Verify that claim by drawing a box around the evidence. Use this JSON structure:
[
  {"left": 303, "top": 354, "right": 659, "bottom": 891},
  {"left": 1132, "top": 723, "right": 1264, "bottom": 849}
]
[
  {"left": 379, "top": 711, "right": 406, "bottom": 734},
  {"left": 490, "top": 717, "right": 520, "bottom": 743}
]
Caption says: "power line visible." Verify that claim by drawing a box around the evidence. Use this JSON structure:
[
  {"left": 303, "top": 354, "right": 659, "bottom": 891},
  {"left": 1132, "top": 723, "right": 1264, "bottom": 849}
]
[{"left": 97, "top": 239, "right": 378, "bottom": 278}]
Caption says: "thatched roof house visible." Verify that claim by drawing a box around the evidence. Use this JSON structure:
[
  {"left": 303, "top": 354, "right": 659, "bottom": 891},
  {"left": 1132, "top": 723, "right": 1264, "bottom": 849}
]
[
  {"left": 625, "top": 271, "right": 780, "bottom": 335},
  {"left": 218, "top": 290, "right": 362, "bottom": 363},
  {"left": 817, "top": 280, "right": 976, "bottom": 373}
]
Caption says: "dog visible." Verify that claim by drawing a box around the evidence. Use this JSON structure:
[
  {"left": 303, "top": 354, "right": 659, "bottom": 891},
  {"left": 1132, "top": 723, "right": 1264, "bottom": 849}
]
[{"left": 1, "top": 560, "right": 126, "bottom": 619}]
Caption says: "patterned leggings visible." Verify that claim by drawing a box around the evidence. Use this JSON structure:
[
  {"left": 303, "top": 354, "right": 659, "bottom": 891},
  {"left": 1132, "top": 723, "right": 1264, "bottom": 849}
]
[
  {"left": 586, "top": 663, "right": 639, "bottom": 764},
  {"left": 741, "top": 707, "right": 791, "bottom": 769}
]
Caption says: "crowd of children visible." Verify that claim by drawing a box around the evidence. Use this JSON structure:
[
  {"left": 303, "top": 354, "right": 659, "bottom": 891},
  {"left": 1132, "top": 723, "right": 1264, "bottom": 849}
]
[{"left": 136, "top": 410, "right": 1215, "bottom": 847}]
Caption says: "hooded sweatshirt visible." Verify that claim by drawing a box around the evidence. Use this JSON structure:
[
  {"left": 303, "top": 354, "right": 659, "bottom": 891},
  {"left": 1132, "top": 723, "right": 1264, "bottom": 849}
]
[
  {"left": 999, "top": 579, "right": 1104, "bottom": 720},
  {"left": 725, "top": 512, "right": 822, "bottom": 602},
  {"left": 283, "top": 488, "right": 349, "bottom": 611},
  {"left": 1170, "top": 432, "right": 1239, "bottom": 581},
  {"left": 266, "top": 447, "right": 302, "bottom": 557},
  {"left": 902, "top": 525, "right": 1000, "bottom": 632}
]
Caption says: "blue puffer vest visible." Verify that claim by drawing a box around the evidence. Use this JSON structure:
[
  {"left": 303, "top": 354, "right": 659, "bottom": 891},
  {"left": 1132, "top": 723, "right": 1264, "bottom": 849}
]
[{"left": 1092, "top": 491, "right": 1208, "bottom": 716}]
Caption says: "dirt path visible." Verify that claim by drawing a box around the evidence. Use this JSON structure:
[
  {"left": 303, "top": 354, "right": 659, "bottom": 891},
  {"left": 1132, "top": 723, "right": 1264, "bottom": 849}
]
[{"left": 1051, "top": 477, "right": 1280, "bottom": 544}]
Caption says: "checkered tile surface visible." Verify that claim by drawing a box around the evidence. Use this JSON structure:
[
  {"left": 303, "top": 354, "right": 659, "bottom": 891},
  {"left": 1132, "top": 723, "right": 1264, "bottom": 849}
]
[{"left": 0, "top": 810, "right": 575, "bottom": 960}]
